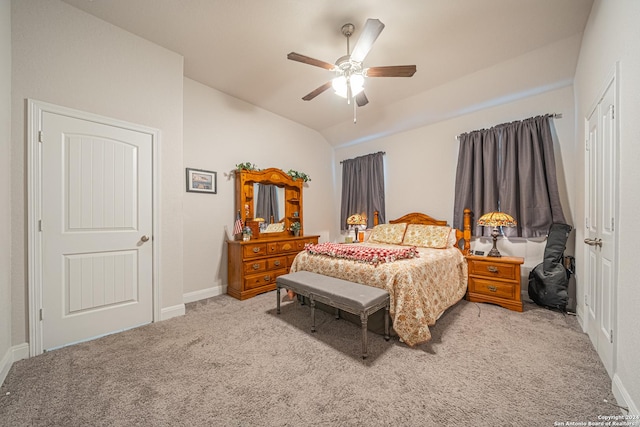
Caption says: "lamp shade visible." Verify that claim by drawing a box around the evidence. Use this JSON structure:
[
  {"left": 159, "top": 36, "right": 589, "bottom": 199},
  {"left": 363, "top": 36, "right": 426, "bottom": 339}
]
[
  {"left": 332, "top": 74, "right": 365, "bottom": 98},
  {"left": 477, "top": 211, "right": 517, "bottom": 228},
  {"left": 347, "top": 213, "right": 367, "bottom": 226}
]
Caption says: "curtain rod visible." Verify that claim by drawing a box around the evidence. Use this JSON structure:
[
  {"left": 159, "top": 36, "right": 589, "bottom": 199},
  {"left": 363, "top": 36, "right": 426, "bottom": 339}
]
[
  {"left": 454, "top": 113, "right": 563, "bottom": 141},
  {"left": 339, "top": 151, "right": 386, "bottom": 164}
]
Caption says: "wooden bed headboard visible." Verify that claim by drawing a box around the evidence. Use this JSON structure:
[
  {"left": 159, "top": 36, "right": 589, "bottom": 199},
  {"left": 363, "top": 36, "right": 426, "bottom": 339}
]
[{"left": 372, "top": 209, "right": 472, "bottom": 255}]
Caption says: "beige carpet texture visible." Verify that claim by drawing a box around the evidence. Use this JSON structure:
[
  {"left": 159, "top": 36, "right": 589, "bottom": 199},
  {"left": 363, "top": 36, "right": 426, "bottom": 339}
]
[{"left": 0, "top": 291, "right": 618, "bottom": 426}]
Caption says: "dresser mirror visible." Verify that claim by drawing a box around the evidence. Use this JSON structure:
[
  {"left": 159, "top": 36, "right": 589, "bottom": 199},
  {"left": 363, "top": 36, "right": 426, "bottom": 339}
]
[
  {"left": 235, "top": 168, "right": 304, "bottom": 239},
  {"left": 254, "top": 184, "right": 285, "bottom": 230}
]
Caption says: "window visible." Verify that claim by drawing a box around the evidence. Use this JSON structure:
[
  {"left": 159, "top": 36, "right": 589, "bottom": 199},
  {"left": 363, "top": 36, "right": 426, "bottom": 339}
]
[
  {"left": 340, "top": 152, "right": 385, "bottom": 230},
  {"left": 453, "top": 115, "right": 566, "bottom": 237}
]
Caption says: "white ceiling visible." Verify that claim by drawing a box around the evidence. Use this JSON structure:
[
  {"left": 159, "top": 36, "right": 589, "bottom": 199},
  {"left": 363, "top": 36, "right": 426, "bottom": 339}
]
[{"left": 62, "top": 0, "right": 593, "bottom": 147}]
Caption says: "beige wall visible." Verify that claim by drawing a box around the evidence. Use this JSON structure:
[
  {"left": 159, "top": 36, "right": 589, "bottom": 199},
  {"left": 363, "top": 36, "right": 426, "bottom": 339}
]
[
  {"left": 335, "top": 85, "right": 577, "bottom": 298},
  {"left": 11, "top": 0, "right": 185, "bottom": 345},
  {"left": 1, "top": 0, "right": 13, "bottom": 381},
  {"left": 574, "top": 0, "right": 640, "bottom": 414},
  {"left": 182, "top": 78, "right": 335, "bottom": 297}
]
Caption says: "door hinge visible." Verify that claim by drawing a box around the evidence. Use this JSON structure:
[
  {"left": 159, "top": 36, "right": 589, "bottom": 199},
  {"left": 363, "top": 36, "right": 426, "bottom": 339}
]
[
  {"left": 585, "top": 217, "right": 589, "bottom": 229},
  {"left": 38, "top": 131, "right": 43, "bottom": 143},
  {"left": 585, "top": 138, "right": 589, "bottom": 151},
  {"left": 611, "top": 218, "right": 615, "bottom": 231},
  {"left": 38, "top": 219, "right": 43, "bottom": 232},
  {"left": 610, "top": 329, "right": 614, "bottom": 344},
  {"left": 39, "top": 308, "right": 43, "bottom": 321},
  {"left": 611, "top": 105, "right": 615, "bottom": 120},
  {"left": 584, "top": 294, "right": 588, "bottom": 306}
]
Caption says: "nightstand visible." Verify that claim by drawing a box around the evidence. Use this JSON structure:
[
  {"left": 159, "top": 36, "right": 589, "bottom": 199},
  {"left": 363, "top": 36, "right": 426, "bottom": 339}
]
[{"left": 466, "top": 255, "right": 524, "bottom": 312}]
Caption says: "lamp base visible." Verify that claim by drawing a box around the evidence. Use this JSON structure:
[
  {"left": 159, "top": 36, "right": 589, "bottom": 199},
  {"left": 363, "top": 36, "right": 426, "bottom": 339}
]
[{"left": 487, "top": 228, "right": 502, "bottom": 257}]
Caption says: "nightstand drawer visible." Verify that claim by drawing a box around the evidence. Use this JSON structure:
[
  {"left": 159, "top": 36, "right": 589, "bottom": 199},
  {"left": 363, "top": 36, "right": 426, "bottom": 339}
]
[
  {"left": 468, "top": 259, "right": 518, "bottom": 281},
  {"left": 469, "top": 277, "right": 515, "bottom": 299}
]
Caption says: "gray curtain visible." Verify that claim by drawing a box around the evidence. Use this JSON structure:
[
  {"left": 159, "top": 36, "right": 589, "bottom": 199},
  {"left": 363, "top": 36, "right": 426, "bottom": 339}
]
[
  {"left": 256, "top": 184, "right": 279, "bottom": 222},
  {"left": 453, "top": 130, "right": 499, "bottom": 236},
  {"left": 453, "top": 115, "right": 565, "bottom": 237},
  {"left": 500, "top": 115, "right": 566, "bottom": 237},
  {"left": 340, "top": 152, "right": 385, "bottom": 230}
]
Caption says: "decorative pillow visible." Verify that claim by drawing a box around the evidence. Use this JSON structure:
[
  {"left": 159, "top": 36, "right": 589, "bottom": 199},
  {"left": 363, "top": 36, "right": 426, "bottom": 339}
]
[
  {"left": 367, "top": 223, "right": 408, "bottom": 245},
  {"left": 447, "top": 228, "right": 459, "bottom": 248},
  {"left": 402, "top": 224, "right": 452, "bottom": 249}
]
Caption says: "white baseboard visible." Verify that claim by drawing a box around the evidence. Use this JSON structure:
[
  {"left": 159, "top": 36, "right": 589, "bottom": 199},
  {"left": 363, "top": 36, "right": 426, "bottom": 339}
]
[
  {"left": 183, "top": 284, "right": 227, "bottom": 304},
  {"left": 0, "top": 343, "right": 30, "bottom": 386},
  {"left": 576, "top": 307, "right": 585, "bottom": 330},
  {"left": 613, "top": 374, "right": 639, "bottom": 415},
  {"left": 160, "top": 304, "right": 185, "bottom": 321}
]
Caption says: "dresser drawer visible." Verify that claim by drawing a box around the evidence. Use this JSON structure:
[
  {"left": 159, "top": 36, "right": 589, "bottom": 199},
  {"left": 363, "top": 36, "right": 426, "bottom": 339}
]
[
  {"left": 244, "top": 259, "right": 267, "bottom": 274},
  {"left": 469, "top": 277, "right": 515, "bottom": 299},
  {"left": 243, "top": 243, "right": 267, "bottom": 258},
  {"left": 287, "top": 254, "right": 299, "bottom": 268},
  {"left": 244, "top": 269, "right": 287, "bottom": 290},
  {"left": 468, "top": 259, "right": 518, "bottom": 281},
  {"left": 267, "top": 256, "right": 287, "bottom": 270},
  {"left": 276, "top": 241, "right": 298, "bottom": 253}
]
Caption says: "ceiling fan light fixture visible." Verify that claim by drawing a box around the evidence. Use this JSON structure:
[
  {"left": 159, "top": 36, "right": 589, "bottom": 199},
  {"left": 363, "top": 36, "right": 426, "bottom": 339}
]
[{"left": 332, "top": 74, "right": 364, "bottom": 99}]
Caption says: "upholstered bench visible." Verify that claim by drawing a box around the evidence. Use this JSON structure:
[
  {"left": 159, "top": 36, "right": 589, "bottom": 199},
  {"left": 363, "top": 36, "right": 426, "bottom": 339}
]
[{"left": 276, "top": 271, "right": 390, "bottom": 359}]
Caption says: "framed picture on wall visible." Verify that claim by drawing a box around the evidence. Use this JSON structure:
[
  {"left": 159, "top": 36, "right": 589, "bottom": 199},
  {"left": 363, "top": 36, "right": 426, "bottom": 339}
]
[{"left": 186, "top": 168, "right": 217, "bottom": 194}]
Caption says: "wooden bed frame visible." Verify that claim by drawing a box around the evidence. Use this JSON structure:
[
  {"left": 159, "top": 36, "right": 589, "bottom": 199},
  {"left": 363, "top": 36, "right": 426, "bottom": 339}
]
[{"left": 372, "top": 208, "right": 472, "bottom": 255}]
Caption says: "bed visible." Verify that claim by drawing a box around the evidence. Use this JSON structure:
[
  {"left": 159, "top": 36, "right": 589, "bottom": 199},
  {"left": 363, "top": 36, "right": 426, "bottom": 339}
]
[{"left": 289, "top": 210, "right": 472, "bottom": 346}]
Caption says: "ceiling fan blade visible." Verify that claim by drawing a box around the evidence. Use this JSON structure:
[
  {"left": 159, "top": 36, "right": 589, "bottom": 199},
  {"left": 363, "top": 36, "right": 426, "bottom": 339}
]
[
  {"left": 302, "top": 81, "right": 332, "bottom": 101},
  {"left": 350, "top": 19, "right": 385, "bottom": 63},
  {"left": 365, "top": 65, "right": 417, "bottom": 77},
  {"left": 355, "top": 92, "right": 369, "bottom": 107},
  {"left": 287, "top": 52, "right": 335, "bottom": 71}
]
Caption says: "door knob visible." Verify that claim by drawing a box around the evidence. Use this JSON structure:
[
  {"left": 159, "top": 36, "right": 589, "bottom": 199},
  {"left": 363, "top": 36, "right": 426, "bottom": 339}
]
[
  {"left": 141, "top": 235, "right": 150, "bottom": 242},
  {"left": 584, "top": 238, "right": 602, "bottom": 247}
]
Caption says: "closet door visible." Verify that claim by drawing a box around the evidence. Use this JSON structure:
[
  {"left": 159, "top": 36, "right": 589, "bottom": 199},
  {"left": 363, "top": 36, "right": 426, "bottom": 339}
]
[{"left": 584, "top": 73, "right": 617, "bottom": 378}]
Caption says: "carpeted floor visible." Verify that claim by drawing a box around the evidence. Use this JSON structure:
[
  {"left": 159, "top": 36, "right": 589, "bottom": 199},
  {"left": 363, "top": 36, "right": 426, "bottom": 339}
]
[{"left": 0, "top": 291, "right": 617, "bottom": 426}]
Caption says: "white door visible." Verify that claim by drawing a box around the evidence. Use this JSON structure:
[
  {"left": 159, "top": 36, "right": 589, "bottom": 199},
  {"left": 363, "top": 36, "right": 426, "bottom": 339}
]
[
  {"left": 584, "top": 75, "right": 617, "bottom": 377},
  {"left": 40, "top": 111, "right": 153, "bottom": 350}
]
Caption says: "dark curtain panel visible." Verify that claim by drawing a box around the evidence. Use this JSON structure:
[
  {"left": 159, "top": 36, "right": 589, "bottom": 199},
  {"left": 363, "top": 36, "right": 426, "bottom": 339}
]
[
  {"left": 500, "top": 115, "right": 566, "bottom": 237},
  {"left": 453, "top": 114, "right": 566, "bottom": 238},
  {"left": 340, "top": 152, "right": 385, "bottom": 230},
  {"left": 255, "top": 184, "right": 279, "bottom": 222},
  {"left": 453, "top": 130, "right": 499, "bottom": 236}
]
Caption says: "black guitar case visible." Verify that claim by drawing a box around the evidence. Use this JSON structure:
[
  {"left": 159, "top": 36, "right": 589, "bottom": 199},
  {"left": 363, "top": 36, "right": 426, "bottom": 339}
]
[{"left": 528, "top": 223, "right": 573, "bottom": 311}]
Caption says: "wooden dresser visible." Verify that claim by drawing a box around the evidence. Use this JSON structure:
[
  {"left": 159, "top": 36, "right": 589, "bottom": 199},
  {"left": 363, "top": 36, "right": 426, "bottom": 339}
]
[
  {"left": 227, "top": 235, "right": 319, "bottom": 300},
  {"left": 466, "top": 255, "right": 524, "bottom": 312}
]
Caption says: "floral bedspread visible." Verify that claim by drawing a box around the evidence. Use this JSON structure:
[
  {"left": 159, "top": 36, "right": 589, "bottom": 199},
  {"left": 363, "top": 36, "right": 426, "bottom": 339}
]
[
  {"left": 290, "top": 243, "right": 468, "bottom": 346},
  {"left": 305, "top": 242, "right": 419, "bottom": 266}
]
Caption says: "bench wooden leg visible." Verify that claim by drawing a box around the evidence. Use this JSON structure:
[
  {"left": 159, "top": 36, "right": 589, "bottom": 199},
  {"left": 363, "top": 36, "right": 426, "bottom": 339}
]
[
  {"left": 360, "top": 312, "right": 368, "bottom": 359},
  {"left": 384, "top": 302, "right": 390, "bottom": 341},
  {"left": 310, "top": 295, "right": 316, "bottom": 333},
  {"left": 334, "top": 307, "right": 340, "bottom": 319},
  {"left": 276, "top": 287, "right": 281, "bottom": 314}
]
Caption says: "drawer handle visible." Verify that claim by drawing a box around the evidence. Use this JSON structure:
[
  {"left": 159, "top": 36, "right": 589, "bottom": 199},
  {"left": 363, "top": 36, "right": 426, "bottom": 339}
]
[
  {"left": 252, "top": 263, "right": 260, "bottom": 270},
  {"left": 487, "top": 266, "right": 499, "bottom": 273},
  {"left": 488, "top": 285, "right": 498, "bottom": 292},
  {"left": 252, "top": 247, "right": 260, "bottom": 253},
  {"left": 274, "top": 260, "right": 281, "bottom": 266},
  {"left": 264, "top": 275, "right": 271, "bottom": 282}
]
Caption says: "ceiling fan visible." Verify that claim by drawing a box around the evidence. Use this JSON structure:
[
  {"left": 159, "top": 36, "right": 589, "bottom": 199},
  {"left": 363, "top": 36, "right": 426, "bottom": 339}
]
[{"left": 287, "top": 19, "right": 417, "bottom": 111}]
